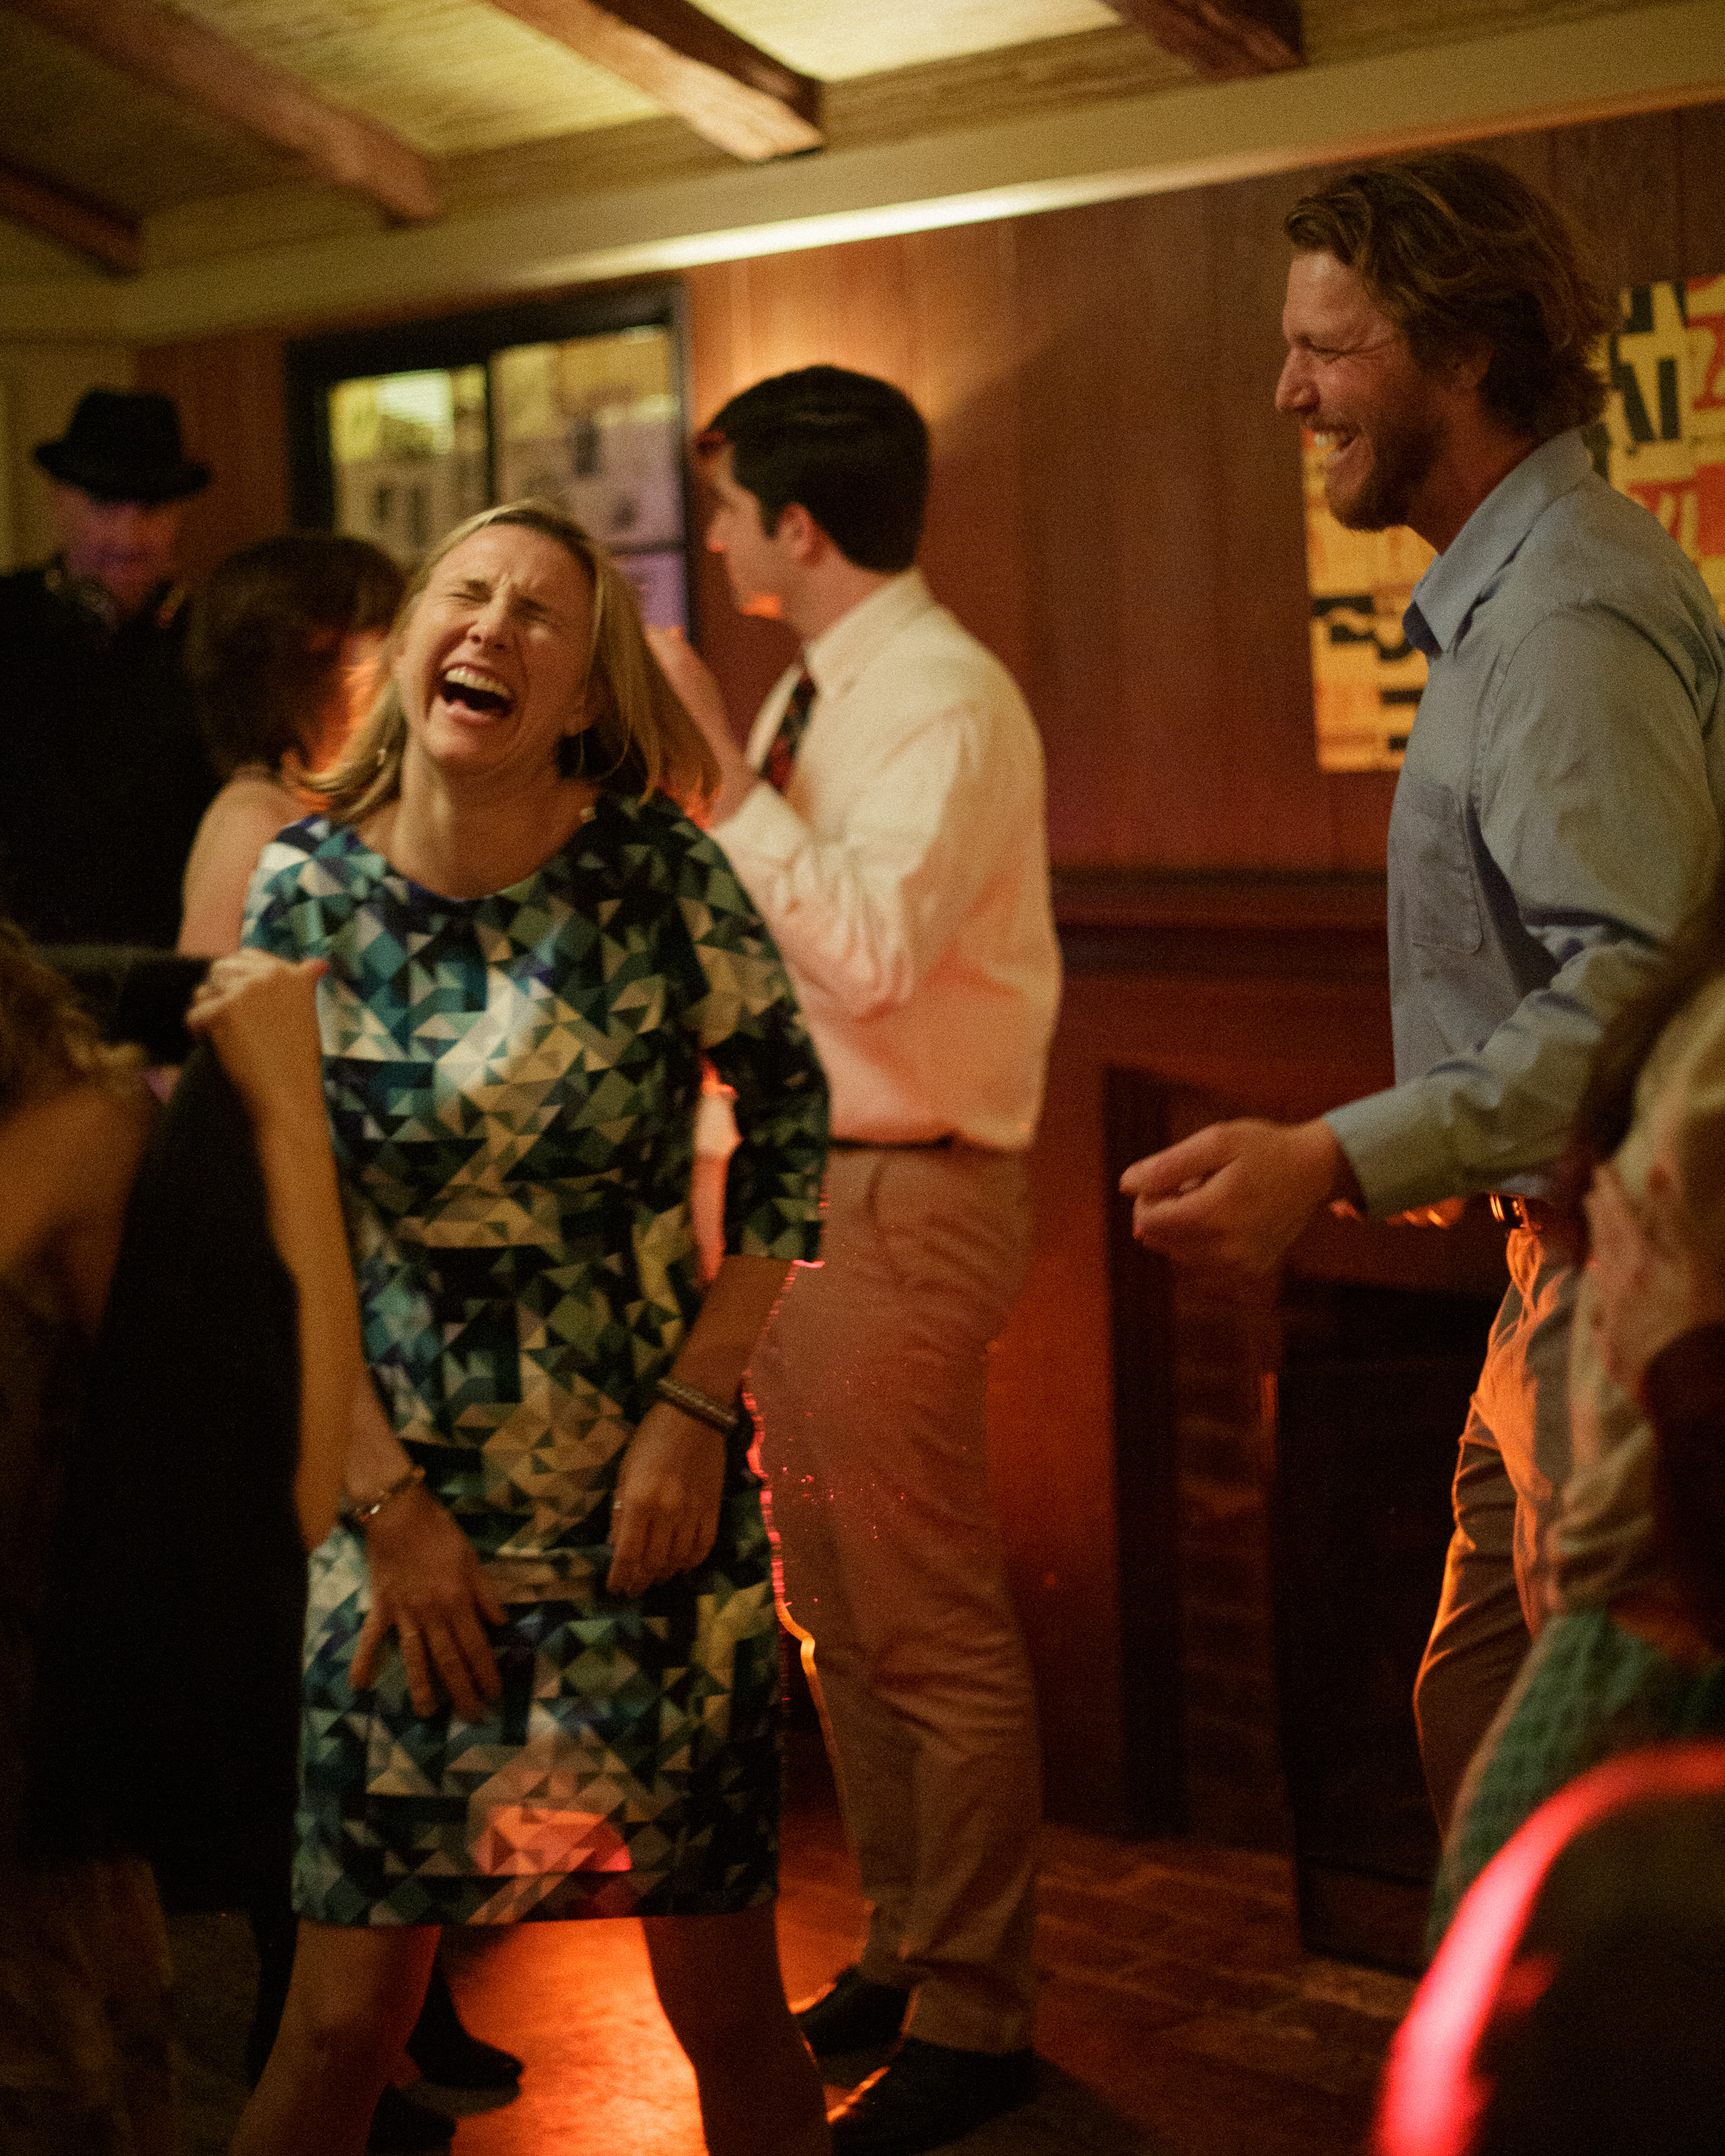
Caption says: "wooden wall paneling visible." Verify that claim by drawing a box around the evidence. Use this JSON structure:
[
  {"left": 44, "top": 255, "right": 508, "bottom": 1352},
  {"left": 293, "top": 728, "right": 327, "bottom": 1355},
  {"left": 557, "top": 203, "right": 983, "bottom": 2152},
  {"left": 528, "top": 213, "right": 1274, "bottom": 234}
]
[
  {"left": 1322, "top": 770, "right": 1400, "bottom": 874},
  {"left": 1461, "top": 127, "right": 1559, "bottom": 200},
  {"left": 737, "top": 234, "right": 918, "bottom": 388},
  {"left": 1106, "top": 185, "right": 1247, "bottom": 872},
  {"left": 1549, "top": 110, "right": 1685, "bottom": 289},
  {"left": 1012, "top": 200, "right": 1133, "bottom": 868},
  {"left": 1678, "top": 102, "right": 1725, "bottom": 273},
  {"left": 1202, "top": 169, "right": 1336, "bottom": 871},
  {"left": 904, "top": 220, "right": 1034, "bottom": 693},
  {"left": 136, "top": 329, "right": 289, "bottom": 588},
  {"left": 680, "top": 258, "right": 801, "bottom": 735}
]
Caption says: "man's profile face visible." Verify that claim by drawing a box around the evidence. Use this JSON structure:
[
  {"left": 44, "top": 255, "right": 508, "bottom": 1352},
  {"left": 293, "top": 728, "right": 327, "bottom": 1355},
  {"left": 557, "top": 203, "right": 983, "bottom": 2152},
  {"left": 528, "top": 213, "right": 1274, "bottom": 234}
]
[
  {"left": 51, "top": 482, "right": 184, "bottom": 618},
  {"left": 1275, "top": 252, "right": 1445, "bottom": 534},
  {"left": 701, "top": 448, "right": 790, "bottom": 620}
]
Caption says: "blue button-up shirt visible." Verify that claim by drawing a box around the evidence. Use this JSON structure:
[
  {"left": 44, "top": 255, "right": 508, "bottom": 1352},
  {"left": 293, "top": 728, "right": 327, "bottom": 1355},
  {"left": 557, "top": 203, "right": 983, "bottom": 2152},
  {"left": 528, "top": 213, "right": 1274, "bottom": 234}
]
[{"left": 1327, "top": 431, "right": 1725, "bottom": 1214}]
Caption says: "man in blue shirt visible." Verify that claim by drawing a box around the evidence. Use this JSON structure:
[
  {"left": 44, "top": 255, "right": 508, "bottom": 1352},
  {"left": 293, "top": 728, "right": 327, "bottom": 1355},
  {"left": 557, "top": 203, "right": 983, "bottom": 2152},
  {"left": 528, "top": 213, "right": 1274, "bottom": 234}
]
[{"left": 1121, "top": 152, "right": 1725, "bottom": 1827}]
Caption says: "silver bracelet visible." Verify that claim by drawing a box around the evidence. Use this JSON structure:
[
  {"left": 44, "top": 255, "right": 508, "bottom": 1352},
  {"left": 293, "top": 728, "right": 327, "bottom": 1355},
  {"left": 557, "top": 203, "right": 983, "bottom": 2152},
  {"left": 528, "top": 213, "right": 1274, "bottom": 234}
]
[
  {"left": 656, "top": 1374, "right": 741, "bottom": 1434},
  {"left": 345, "top": 1463, "right": 425, "bottom": 1525}
]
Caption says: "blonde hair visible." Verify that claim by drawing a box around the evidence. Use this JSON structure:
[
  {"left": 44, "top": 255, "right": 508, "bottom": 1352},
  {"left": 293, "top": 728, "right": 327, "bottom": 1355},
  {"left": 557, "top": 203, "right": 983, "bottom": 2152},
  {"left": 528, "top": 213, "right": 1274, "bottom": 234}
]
[
  {"left": 309, "top": 500, "right": 719, "bottom": 821},
  {"left": 0, "top": 920, "right": 140, "bottom": 1120}
]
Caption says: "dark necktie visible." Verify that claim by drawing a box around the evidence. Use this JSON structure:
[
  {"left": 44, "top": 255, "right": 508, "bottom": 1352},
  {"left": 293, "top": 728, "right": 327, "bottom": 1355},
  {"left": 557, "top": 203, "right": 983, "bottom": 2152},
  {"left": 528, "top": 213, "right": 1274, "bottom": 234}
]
[{"left": 763, "top": 668, "right": 816, "bottom": 793}]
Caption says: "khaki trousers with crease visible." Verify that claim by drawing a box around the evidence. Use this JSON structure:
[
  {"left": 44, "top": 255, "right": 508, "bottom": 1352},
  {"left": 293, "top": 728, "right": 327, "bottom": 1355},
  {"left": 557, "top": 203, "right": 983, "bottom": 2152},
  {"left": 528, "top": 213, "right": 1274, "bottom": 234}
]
[{"left": 750, "top": 1143, "right": 1042, "bottom": 2054}]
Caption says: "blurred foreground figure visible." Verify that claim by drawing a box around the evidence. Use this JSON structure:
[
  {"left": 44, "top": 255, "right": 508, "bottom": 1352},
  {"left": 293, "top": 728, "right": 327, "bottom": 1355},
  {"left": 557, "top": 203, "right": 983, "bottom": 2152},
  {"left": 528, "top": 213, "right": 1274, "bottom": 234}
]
[
  {"left": 1377, "top": 1741, "right": 1725, "bottom": 2156},
  {"left": 0, "top": 391, "right": 218, "bottom": 945},
  {"left": 0, "top": 929, "right": 356, "bottom": 2154},
  {"left": 1429, "top": 866, "right": 1725, "bottom": 1938}
]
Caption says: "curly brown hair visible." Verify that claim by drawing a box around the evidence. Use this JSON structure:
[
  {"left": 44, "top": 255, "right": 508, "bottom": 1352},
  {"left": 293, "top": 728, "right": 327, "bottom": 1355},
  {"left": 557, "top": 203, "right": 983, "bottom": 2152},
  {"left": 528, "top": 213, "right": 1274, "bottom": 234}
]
[
  {"left": 1284, "top": 151, "right": 1615, "bottom": 442},
  {"left": 0, "top": 919, "right": 138, "bottom": 1119}
]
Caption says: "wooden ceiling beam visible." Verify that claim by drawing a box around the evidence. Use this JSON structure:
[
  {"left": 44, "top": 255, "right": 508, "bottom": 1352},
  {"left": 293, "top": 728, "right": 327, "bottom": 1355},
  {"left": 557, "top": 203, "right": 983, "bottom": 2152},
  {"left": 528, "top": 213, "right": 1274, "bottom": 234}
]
[
  {"left": 486, "top": 0, "right": 823, "bottom": 161},
  {"left": 1103, "top": 0, "right": 1302, "bottom": 81},
  {"left": 0, "top": 158, "right": 141, "bottom": 273},
  {"left": 3, "top": 0, "right": 442, "bottom": 223}
]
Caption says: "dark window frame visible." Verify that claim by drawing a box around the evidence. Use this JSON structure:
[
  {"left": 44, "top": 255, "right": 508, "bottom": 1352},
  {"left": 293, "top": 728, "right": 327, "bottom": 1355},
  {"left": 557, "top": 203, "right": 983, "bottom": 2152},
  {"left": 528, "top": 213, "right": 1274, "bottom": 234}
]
[{"left": 284, "top": 279, "right": 697, "bottom": 635}]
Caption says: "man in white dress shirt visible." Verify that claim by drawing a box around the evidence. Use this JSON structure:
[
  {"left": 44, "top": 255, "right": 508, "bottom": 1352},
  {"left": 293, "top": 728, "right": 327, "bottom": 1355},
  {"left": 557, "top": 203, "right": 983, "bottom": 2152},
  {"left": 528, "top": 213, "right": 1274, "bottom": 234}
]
[{"left": 649, "top": 367, "right": 1060, "bottom": 2156}]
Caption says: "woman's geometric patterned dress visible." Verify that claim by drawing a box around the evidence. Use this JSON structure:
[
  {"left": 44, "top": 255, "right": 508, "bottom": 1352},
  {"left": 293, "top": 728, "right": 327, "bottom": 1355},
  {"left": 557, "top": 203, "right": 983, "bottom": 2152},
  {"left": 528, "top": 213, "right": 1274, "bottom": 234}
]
[{"left": 245, "top": 791, "right": 827, "bottom": 1924}]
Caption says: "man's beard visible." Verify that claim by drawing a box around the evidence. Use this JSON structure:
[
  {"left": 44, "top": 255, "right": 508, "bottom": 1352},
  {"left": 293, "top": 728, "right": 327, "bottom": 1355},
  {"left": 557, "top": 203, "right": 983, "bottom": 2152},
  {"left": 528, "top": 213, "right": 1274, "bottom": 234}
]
[{"left": 1325, "top": 410, "right": 1441, "bottom": 533}]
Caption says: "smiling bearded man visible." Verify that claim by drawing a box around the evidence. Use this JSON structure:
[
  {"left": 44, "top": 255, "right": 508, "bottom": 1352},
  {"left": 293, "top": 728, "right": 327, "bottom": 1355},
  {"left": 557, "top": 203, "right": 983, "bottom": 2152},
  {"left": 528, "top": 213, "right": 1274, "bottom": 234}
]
[{"left": 1120, "top": 151, "right": 1725, "bottom": 1838}]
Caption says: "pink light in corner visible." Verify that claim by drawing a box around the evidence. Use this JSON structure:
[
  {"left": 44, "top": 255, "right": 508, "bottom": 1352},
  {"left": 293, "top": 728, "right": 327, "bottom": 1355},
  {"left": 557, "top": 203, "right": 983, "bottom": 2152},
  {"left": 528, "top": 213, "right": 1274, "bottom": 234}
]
[{"left": 1374, "top": 1739, "right": 1725, "bottom": 2156}]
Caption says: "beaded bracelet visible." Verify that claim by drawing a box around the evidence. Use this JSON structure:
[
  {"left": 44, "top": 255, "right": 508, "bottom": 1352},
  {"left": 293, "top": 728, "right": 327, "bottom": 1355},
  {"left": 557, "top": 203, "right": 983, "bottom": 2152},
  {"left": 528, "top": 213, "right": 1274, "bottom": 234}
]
[
  {"left": 344, "top": 1463, "right": 426, "bottom": 1526},
  {"left": 656, "top": 1374, "right": 742, "bottom": 1434}
]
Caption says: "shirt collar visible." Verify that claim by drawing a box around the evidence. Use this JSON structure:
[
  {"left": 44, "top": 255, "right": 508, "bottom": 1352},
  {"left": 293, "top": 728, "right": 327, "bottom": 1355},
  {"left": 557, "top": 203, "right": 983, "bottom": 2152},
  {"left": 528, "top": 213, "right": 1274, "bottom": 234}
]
[
  {"left": 802, "top": 568, "right": 934, "bottom": 698},
  {"left": 1402, "top": 430, "right": 1595, "bottom": 659}
]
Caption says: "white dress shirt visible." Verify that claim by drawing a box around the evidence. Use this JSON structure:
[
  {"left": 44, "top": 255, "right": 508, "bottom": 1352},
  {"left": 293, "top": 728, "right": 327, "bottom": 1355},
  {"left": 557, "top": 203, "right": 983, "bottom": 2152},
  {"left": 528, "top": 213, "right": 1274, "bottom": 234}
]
[{"left": 710, "top": 569, "right": 1060, "bottom": 1149}]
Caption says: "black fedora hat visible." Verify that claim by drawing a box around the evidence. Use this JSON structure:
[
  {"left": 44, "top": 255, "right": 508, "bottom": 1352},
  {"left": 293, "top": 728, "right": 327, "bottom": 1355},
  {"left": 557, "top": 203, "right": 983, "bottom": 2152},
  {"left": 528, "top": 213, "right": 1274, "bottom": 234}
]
[{"left": 34, "top": 389, "right": 211, "bottom": 504}]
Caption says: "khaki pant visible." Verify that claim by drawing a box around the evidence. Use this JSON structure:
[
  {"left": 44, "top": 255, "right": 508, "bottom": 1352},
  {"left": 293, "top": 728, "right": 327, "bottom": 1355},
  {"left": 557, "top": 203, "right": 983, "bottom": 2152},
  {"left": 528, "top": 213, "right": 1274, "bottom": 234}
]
[
  {"left": 1414, "top": 1224, "right": 1578, "bottom": 1831},
  {"left": 750, "top": 1144, "right": 1042, "bottom": 2053}
]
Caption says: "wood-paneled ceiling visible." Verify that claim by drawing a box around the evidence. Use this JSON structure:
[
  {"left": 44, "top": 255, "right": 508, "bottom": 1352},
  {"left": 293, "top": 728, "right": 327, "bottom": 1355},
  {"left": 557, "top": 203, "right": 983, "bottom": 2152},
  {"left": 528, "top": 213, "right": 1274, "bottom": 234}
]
[{"left": 0, "top": 0, "right": 1673, "bottom": 282}]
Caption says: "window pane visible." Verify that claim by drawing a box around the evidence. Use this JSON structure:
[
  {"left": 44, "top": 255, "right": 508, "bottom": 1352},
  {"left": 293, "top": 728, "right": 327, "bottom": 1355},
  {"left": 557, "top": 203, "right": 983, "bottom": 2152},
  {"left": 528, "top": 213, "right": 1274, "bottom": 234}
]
[
  {"left": 492, "top": 326, "right": 684, "bottom": 554},
  {"left": 328, "top": 367, "right": 488, "bottom": 568}
]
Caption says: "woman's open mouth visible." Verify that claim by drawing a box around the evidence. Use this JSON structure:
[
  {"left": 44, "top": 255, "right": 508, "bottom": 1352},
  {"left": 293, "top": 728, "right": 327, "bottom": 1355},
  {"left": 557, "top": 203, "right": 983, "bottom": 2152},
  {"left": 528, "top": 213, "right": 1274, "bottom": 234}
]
[{"left": 438, "top": 664, "right": 516, "bottom": 720}]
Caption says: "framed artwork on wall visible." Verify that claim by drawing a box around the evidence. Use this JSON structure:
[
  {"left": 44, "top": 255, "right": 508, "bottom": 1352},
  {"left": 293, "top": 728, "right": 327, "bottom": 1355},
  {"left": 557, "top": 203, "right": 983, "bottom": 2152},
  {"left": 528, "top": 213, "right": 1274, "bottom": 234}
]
[
  {"left": 285, "top": 282, "right": 695, "bottom": 633},
  {"left": 1302, "top": 273, "right": 1725, "bottom": 772}
]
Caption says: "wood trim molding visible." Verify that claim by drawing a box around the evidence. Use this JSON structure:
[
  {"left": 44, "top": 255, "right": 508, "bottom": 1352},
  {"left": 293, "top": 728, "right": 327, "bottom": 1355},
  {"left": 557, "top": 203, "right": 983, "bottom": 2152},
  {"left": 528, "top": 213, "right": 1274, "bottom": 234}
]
[
  {"left": 4, "top": 0, "right": 441, "bottom": 225},
  {"left": 0, "top": 159, "right": 140, "bottom": 275},
  {"left": 1055, "top": 871, "right": 1389, "bottom": 980},
  {"left": 1106, "top": 0, "right": 1303, "bottom": 80},
  {"left": 485, "top": 0, "right": 823, "bottom": 160}
]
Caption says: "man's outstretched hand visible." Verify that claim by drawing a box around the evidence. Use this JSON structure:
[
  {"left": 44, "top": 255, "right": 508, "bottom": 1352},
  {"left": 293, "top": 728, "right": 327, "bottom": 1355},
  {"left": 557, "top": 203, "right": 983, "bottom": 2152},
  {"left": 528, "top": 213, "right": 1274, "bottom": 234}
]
[{"left": 1120, "top": 1116, "right": 1358, "bottom": 1277}]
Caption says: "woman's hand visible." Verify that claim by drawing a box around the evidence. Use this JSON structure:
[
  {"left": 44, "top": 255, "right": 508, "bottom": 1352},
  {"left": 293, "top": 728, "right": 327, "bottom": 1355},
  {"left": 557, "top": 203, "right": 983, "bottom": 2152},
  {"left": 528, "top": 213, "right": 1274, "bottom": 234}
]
[
  {"left": 607, "top": 1402, "right": 726, "bottom": 1598},
  {"left": 185, "top": 950, "right": 327, "bottom": 1119},
  {"left": 351, "top": 1486, "right": 507, "bottom": 1719}
]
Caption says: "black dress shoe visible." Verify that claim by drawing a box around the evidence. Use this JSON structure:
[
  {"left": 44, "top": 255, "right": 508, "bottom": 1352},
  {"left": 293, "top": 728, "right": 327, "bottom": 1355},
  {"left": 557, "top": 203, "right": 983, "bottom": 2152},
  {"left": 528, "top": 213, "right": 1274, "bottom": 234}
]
[
  {"left": 828, "top": 2039, "right": 1037, "bottom": 2154},
  {"left": 405, "top": 1961, "right": 524, "bottom": 2090},
  {"left": 794, "top": 1965, "right": 913, "bottom": 2057},
  {"left": 367, "top": 2084, "right": 455, "bottom": 2153}
]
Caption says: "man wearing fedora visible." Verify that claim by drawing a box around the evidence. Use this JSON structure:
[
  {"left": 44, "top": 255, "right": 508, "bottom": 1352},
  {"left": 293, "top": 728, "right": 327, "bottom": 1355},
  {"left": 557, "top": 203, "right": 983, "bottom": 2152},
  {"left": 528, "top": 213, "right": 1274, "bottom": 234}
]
[{"left": 0, "top": 388, "right": 219, "bottom": 947}]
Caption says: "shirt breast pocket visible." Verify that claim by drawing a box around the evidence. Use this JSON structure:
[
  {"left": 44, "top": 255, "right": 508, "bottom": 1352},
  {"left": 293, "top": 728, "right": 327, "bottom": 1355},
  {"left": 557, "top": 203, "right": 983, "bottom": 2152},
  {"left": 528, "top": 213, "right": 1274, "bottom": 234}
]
[{"left": 1397, "top": 775, "right": 1484, "bottom": 955}]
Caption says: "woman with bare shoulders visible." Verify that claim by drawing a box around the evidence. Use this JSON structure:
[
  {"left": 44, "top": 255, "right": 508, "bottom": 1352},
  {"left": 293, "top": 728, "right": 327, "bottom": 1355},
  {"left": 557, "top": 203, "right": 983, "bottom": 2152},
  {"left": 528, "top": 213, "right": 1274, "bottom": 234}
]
[
  {"left": 0, "top": 925, "right": 357, "bottom": 2153},
  {"left": 179, "top": 534, "right": 402, "bottom": 958}
]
